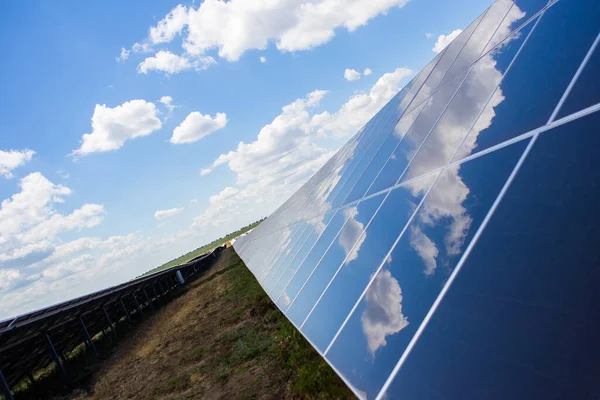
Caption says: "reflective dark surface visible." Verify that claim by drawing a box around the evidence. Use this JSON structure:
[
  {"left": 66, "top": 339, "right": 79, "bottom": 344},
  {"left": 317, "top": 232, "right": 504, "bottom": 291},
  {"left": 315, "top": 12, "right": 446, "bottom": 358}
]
[
  {"left": 557, "top": 43, "right": 600, "bottom": 119},
  {"left": 383, "top": 110, "right": 600, "bottom": 400},
  {"left": 454, "top": 0, "right": 600, "bottom": 161}
]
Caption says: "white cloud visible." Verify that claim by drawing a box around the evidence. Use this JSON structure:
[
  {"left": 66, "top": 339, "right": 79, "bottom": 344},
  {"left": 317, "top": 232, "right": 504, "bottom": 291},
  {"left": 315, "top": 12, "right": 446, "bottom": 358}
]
[
  {"left": 197, "top": 67, "right": 414, "bottom": 234},
  {"left": 189, "top": 198, "right": 198, "bottom": 204},
  {"left": 137, "top": 51, "right": 217, "bottom": 75},
  {"left": 142, "top": 0, "right": 410, "bottom": 63},
  {"left": 433, "top": 29, "right": 463, "bottom": 53},
  {"left": 260, "top": 56, "right": 267, "bottom": 63},
  {"left": 72, "top": 100, "right": 162, "bottom": 156},
  {"left": 117, "top": 47, "right": 130, "bottom": 62},
  {"left": 361, "top": 269, "right": 409, "bottom": 354},
  {"left": 171, "top": 111, "right": 228, "bottom": 144},
  {"left": 159, "top": 95, "right": 175, "bottom": 111},
  {"left": 149, "top": 4, "right": 189, "bottom": 44},
  {"left": 425, "top": 32, "right": 433, "bottom": 38},
  {"left": 0, "top": 172, "right": 105, "bottom": 275},
  {"left": 312, "top": 67, "right": 412, "bottom": 137},
  {"left": 344, "top": 68, "right": 361, "bottom": 81},
  {"left": 154, "top": 207, "right": 184, "bottom": 220},
  {"left": 0, "top": 149, "right": 35, "bottom": 178},
  {"left": 363, "top": 67, "right": 372, "bottom": 76}
]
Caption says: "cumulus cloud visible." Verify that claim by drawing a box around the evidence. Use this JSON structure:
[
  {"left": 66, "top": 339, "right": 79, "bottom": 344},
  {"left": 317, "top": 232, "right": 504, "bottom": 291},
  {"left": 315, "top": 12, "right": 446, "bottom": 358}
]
[
  {"left": 425, "top": 32, "right": 433, "bottom": 38},
  {"left": 344, "top": 68, "right": 361, "bottom": 81},
  {"left": 136, "top": 0, "right": 409, "bottom": 67},
  {"left": 0, "top": 149, "right": 35, "bottom": 178},
  {"left": 363, "top": 67, "right": 372, "bottom": 76},
  {"left": 72, "top": 100, "right": 162, "bottom": 156},
  {"left": 196, "top": 67, "right": 413, "bottom": 234},
  {"left": 170, "top": 111, "right": 228, "bottom": 144},
  {"left": 433, "top": 29, "right": 463, "bottom": 53},
  {"left": 158, "top": 95, "right": 175, "bottom": 112},
  {"left": 0, "top": 172, "right": 105, "bottom": 274},
  {"left": 137, "top": 51, "right": 217, "bottom": 75},
  {"left": 361, "top": 269, "right": 409, "bottom": 354},
  {"left": 154, "top": 207, "right": 184, "bottom": 220},
  {"left": 260, "top": 56, "right": 267, "bottom": 63}
]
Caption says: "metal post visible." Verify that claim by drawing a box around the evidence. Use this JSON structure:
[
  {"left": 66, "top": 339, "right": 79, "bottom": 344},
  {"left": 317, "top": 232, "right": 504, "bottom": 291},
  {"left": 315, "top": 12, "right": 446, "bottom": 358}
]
[
  {"left": 132, "top": 293, "right": 143, "bottom": 315},
  {"left": 143, "top": 288, "right": 155, "bottom": 312},
  {"left": 103, "top": 306, "right": 116, "bottom": 334},
  {"left": 45, "top": 334, "right": 68, "bottom": 380},
  {"left": 0, "top": 370, "right": 13, "bottom": 400},
  {"left": 80, "top": 318, "right": 98, "bottom": 357},
  {"left": 120, "top": 299, "right": 132, "bottom": 322}
]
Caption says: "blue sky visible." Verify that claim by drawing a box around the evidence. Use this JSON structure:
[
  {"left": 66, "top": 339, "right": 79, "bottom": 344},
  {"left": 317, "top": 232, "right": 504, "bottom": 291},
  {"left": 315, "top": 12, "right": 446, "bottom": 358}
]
[{"left": 0, "top": 0, "right": 489, "bottom": 319}]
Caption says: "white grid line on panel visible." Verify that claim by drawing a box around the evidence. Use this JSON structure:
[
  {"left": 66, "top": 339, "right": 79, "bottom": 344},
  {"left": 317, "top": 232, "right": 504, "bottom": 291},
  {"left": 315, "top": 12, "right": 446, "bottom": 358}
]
[{"left": 549, "top": 31, "right": 600, "bottom": 123}]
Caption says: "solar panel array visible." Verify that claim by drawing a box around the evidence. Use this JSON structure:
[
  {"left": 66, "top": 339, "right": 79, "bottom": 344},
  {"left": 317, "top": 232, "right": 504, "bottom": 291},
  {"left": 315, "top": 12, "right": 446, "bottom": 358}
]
[
  {"left": 234, "top": 0, "right": 600, "bottom": 398},
  {"left": 0, "top": 249, "right": 220, "bottom": 399}
]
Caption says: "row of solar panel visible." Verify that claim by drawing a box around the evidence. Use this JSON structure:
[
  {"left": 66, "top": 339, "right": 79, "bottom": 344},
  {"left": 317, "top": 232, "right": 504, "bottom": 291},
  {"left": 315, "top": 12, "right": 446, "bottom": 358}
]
[
  {"left": 235, "top": 0, "right": 600, "bottom": 398},
  {"left": 0, "top": 252, "right": 215, "bottom": 393}
]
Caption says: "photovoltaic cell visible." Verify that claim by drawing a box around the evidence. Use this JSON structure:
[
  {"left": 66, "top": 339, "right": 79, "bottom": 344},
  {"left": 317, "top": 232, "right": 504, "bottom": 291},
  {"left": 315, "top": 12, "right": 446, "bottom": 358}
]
[{"left": 234, "top": 0, "right": 600, "bottom": 398}]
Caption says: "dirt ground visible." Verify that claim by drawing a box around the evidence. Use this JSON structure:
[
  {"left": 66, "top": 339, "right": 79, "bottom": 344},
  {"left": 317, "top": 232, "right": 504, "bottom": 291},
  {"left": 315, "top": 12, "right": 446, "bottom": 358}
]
[{"left": 64, "top": 247, "right": 353, "bottom": 400}]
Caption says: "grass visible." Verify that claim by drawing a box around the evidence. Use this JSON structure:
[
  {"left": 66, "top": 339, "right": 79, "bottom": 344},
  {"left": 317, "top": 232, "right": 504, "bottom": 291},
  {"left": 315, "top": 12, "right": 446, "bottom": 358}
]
[{"left": 141, "top": 219, "right": 263, "bottom": 276}]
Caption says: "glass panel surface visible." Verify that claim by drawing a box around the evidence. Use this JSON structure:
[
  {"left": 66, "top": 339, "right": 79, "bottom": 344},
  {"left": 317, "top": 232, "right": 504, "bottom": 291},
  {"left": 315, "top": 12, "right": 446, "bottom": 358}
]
[
  {"left": 367, "top": 70, "right": 468, "bottom": 196},
  {"left": 438, "top": 0, "right": 512, "bottom": 88},
  {"left": 382, "top": 110, "right": 600, "bottom": 400},
  {"left": 400, "top": 19, "right": 534, "bottom": 183},
  {"left": 407, "top": 13, "right": 483, "bottom": 114},
  {"left": 325, "top": 138, "right": 529, "bottom": 399},
  {"left": 454, "top": 0, "right": 600, "bottom": 161},
  {"left": 272, "top": 212, "right": 335, "bottom": 305},
  {"left": 301, "top": 173, "right": 437, "bottom": 352},
  {"left": 483, "top": 0, "right": 548, "bottom": 52},
  {"left": 277, "top": 209, "right": 349, "bottom": 311},
  {"left": 557, "top": 44, "right": 600, "bottom": 119},
  {"left": 287, "top": 193, "right": 385, "bottom": 326}
]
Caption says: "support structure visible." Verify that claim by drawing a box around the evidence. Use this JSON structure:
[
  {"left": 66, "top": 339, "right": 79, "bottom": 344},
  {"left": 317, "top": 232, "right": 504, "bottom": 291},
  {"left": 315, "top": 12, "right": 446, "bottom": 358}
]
[
  {"left": 120, "top": 299, "right": 132, "bottom": 323},
  {"left": 0, "top": 370, "right": 14, "bottom": 400},
  {"left": 132, "top": 294, "right": 143, "bottom": 315},
  {"left": 103, "top": 306, "right": 116, "bottom": 334},
  {"left": 45, "top": 334, "right": 68, "bottom": 381},
  {"left": 80, "top": 318, "right": 98, "bottom": 357},
  {"left": 143, "top": 288, "right": 155, "bottom": 312}
]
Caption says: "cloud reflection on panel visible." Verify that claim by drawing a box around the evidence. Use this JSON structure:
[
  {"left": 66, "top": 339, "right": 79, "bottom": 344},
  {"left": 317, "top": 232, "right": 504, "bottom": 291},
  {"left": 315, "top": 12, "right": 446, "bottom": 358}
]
[
  {"left": 325, "top": 139, "right": 529, "bottom": 399},
  {"left": 361, "top": 259, "right": 409, "bottom": 355},
  {"left": 401, "top": 9, "right": 533, "bottom": 184},
  {"left": 340, "top": 206, "right": 367, "bottom": 265}
]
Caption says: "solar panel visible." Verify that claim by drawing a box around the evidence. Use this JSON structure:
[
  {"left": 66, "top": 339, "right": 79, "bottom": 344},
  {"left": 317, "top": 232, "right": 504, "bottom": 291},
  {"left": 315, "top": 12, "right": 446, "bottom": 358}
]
[{"left": 234, "top": 0, "right": 600, "bottom": 398}]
